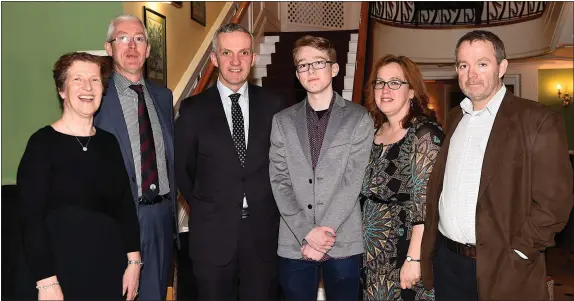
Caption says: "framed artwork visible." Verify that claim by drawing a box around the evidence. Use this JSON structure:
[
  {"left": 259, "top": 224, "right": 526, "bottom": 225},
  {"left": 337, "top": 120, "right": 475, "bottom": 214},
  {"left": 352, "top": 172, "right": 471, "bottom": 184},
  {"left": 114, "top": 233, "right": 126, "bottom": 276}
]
[
  {"left": 171, "top": 2, "right": 183, "bottom": 8},
  {"left": 143, "top": 7, "right": 167, "bottom": 87},
  {"left": 191, "top": 2, "right": 206, "bottom": 26}
]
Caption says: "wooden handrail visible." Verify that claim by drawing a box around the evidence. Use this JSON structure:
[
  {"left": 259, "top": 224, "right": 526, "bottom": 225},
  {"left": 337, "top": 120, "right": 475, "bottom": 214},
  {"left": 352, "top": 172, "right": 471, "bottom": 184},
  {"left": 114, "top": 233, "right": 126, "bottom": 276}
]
[
  {"left": 191, "top": 1, "right": 251, "bottom": 96},
  {"left": 351, "top": 2, "right": 370, "bottom": 104}
]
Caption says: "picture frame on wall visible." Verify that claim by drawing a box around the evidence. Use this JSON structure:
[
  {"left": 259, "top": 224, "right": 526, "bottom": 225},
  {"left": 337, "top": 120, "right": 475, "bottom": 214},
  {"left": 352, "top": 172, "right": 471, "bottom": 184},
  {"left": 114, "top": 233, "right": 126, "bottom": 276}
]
[
  {"left": 143, "top": 7, "right": 167, "bottom": 87},
  {"left": 191, "top": 2, "right": 206, "bottom": 26}
]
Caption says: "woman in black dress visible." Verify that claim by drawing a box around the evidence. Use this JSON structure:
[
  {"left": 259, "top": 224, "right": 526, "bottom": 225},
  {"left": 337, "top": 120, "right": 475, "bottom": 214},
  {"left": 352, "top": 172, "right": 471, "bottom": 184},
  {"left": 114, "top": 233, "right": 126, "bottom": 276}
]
[{"left": 17, "top": 52, "right": 141, "bottom": 300}]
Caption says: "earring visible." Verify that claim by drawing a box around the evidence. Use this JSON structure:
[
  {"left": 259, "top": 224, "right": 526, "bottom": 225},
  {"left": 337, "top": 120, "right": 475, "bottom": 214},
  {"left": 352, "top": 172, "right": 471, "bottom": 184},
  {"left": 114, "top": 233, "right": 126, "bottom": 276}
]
[{"left": 410, "top": 99, "right": 414, "bottom": 108}]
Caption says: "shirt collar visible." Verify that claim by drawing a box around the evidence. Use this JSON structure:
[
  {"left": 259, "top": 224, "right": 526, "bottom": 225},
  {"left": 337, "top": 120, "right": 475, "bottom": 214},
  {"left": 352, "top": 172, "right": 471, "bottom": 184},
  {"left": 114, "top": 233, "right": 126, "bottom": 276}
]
[
  {"left": 305, "top": 92, "right": 336, "bottom": 114},
  {"left": 113, "top": 72, "right": 147, "bottom": 94},
  {"left": 460, "top": 84, "right": 506, "bottom": 116},
  {"left": 216, "top": 80, "right": 248, "bottom": 102}
]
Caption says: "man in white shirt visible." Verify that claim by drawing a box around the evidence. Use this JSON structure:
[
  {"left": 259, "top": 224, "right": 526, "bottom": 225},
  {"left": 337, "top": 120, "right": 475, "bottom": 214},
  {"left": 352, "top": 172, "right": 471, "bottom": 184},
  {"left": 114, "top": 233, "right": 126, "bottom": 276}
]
[
  {"left": 175, "top": 23, "right": 284, "bottom": 301},
  {"left": 421, "top": 30, "right": 573, "bottom": 301}
]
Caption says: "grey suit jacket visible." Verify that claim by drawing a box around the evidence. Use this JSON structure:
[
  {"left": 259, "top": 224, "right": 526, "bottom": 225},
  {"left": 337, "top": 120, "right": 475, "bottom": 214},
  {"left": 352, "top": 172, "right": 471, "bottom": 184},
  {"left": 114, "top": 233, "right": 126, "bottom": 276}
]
[{"left": 269, "top": 92, "right": 374, "bottom": 259}]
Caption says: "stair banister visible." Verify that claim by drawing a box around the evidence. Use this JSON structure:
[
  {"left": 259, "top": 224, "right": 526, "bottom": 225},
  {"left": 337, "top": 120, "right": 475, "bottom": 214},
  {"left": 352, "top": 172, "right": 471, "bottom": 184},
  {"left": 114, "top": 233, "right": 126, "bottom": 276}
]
[
  {"left": 191, "top": 1, "right": 251, "bottom": 97},
  {"left": 351, "top": 2, "right": 370, "bottom": 104}
]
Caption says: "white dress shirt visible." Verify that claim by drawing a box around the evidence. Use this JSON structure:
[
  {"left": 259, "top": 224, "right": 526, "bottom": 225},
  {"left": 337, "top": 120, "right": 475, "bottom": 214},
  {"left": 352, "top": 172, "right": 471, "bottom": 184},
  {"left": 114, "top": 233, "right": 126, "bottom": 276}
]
[
  {"left": 438, "top": 85, "right": 506, "bottom": 245},
  {"left": 217, "top": 80, "right": 250, "bottom": 208}
]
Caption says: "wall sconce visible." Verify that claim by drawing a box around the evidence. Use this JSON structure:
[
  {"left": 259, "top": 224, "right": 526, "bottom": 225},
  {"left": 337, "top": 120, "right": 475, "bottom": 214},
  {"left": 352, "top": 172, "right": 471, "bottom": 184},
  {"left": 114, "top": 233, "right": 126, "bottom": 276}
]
[{"left": 557, "top": 84, "right": 571, "bottom": 107}]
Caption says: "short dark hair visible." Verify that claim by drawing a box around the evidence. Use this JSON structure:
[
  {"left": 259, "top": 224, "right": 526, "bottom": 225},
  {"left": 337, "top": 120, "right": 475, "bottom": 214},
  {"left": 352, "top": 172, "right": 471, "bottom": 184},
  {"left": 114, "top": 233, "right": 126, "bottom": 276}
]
[
  {"left": 364, "top": 55, "right": 437, "bottom": 129},
  {"left": 52, "top": 52, "right": 110, "bottom": 108},
  {"left": 455, "top": 30, "right": 506, "bottom": 65},
  {"left": 211, "top": 23, "right": 254, "bottom": 52},
  {"left": 292, "top": 35, "right": 337, "bottom": 65}
]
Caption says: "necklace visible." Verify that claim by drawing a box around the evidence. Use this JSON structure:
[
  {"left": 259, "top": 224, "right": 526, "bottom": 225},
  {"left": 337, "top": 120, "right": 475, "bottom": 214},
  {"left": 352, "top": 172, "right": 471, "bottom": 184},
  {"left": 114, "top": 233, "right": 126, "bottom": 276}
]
[{"left": 62, "top": 120, "right": 93, "bottom": 152}]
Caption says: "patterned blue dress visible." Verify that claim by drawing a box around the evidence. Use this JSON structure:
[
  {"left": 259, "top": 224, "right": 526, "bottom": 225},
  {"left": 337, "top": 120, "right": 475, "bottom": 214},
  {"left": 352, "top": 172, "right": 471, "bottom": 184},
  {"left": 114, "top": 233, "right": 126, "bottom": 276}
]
[{"left": 360, "top": 119, "right": 443, "bottom": 301}]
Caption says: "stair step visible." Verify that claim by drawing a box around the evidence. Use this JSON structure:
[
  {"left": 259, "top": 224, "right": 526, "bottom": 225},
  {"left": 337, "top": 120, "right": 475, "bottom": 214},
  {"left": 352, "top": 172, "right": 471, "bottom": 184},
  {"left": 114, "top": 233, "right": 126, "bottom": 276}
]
[
  {"left": 251, "top": 66, "right": 267, "bottom": 78},
  {"left": 264, "top": 36, "right": 280, "bottom": 43},
  {"left": 350, "top": 33, "right": 358, "bottom": 41},
  {"left": 251, "top": 78, "right": 263, "bottom": 87},
  {"left": 347, "top": 52, "right": 356, "bottom": 64},
  {"left": 349, "top": 41, "right": 357, "bottom": 52},
  {"left": 259, "top": 43, "right": 276, "bottom": 55},
  {"left": 256, "top": 54, "right": 272, "bottom": 65},
  {"left": 345, "top": 63, "right": 355, "bottom": 77},
  {"left": 344, "top": 76, "right": 354, "bottom": 90},
  {"left": 342, "top": 89, "right": 353, "bottom": 100}
]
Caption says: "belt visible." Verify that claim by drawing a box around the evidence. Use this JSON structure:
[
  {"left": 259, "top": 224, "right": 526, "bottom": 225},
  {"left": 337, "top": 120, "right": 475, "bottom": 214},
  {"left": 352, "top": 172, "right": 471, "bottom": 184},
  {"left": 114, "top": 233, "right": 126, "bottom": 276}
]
[
  {"left": 440, "top": 233, "right": 476, "bottom": 258},
  {"left": 241, "top": 208, "right": 249, "bottom": 219},
  {"left": 138, "top": 193, "right": 169, "bottom": 206}
]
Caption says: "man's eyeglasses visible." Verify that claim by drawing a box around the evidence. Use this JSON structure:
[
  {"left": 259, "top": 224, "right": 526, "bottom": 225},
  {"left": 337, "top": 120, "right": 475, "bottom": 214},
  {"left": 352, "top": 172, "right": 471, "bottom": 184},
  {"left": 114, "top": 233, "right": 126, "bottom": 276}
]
[
  {"left": 108, "top": 35, "right": 147, "bottom": 45},
  {"left": 372, "top": 80, "right": 409, "bottom": 90},
  {"left": 296, "top": 60, "right": 335, "bottom": 73}
]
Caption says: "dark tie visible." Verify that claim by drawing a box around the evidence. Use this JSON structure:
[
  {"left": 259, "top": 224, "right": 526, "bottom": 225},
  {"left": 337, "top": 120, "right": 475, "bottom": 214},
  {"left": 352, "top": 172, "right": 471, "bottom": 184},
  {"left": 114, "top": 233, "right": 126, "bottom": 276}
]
[
  {"left": 230, "top": 93, "right": 246, "bottom": 167},
  {"left": 129, "top": 84, "right": 159, "bottom": 199}
]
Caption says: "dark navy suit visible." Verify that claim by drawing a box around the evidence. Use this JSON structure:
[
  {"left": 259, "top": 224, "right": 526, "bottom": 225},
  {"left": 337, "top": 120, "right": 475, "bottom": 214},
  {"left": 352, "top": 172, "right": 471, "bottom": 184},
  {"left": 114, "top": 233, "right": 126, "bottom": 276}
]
[{"left": 95, "top": 73, "right": 176, "bottom": 300}]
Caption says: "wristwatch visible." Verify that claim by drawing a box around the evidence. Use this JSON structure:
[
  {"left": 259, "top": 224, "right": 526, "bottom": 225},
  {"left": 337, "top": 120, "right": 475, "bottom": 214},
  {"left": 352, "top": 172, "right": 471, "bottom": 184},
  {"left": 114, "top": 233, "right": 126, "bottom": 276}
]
[{"left": 406, "top": 256, "right": 420, "bottom": 262}]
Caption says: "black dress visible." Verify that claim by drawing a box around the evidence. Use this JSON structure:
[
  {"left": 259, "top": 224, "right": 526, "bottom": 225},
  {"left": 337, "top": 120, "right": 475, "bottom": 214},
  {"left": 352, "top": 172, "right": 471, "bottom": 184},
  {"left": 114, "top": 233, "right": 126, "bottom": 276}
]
[{"left": 17, "top": 126, "right": 140, "bottom": 300}]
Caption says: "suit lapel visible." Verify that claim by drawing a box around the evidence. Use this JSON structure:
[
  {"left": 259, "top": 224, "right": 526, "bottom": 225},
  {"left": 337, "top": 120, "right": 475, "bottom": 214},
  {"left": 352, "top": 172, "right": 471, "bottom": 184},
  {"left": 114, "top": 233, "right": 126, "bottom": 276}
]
[
  {"left": 477, "top": 92, "right": 517, "bottom": 201},
  {"left": 209, "top": 87, "right": 243, "bottom": 167},
  {"left": 146, "top": 80, "right": 174, "bottom": 164},
  {"left": 294, "top": 100, "right": 312, "bottom": 167},
  {"left": 103, "top": 77, "right": 135, "bottom": 173},
  {"left": 317, "top": 93, "right": 346, "bottom": 164}
]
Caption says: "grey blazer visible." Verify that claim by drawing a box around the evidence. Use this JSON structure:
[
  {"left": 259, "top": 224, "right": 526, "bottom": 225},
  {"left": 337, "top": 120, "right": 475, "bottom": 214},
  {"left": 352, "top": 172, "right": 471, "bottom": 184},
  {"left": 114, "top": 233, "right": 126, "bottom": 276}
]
[{"left": 269, "top": 92, "right": 374, "bottom": 259}]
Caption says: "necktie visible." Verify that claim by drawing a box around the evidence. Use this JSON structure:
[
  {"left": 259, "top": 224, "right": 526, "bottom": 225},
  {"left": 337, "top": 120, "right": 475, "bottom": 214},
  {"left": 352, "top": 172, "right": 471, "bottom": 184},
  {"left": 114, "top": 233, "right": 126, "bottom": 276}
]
[
  {"left": 129, "top": 84, "right": 159, "bottom": 199},
  {"left": 230, "top": 93, "right": 246, "bottom": 167}
]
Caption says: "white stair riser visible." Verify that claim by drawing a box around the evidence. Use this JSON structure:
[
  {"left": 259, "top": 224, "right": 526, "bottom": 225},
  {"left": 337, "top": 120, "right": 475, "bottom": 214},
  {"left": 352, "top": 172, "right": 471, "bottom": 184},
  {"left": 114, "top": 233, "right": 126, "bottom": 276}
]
[
  {"left": 259, "top": 43, "right": 276, "bottom": 55},
  {"left": 264, "top": 36, "right": 280, "bottom": 43},
  {"left": 349, "top": 41, "right": 357, "bottom": 52},
  {"left": 256, "top": 54, "right": 272, "bottom": 65},
  {"left": 344, "top": 76, "right": 354, "bottom": 90},
  {"left": 346, "top": 63, "right": 355, "bottom": 76},
  {"left": 252, "top": 66, "right": 267, "bottom": 78},
  {"left": 342, "top": 90, "right": 353, "bottom": 100},
  {"left": 251, "top": 78, "right": 263, "bottom": 87},
  {"left": 347, "top": 52, "right": 356, "bottom": 64},
  {"left": 350, "top": 33, "right": 358, "bottom": 41}
]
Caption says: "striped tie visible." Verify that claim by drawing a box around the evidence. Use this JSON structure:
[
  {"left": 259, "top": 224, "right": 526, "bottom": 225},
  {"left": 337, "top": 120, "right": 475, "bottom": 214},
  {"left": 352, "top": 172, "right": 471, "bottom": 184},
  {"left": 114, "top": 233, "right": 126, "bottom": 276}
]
[{"left": 129, "top": 84, "right": 159, "bottom": 199}]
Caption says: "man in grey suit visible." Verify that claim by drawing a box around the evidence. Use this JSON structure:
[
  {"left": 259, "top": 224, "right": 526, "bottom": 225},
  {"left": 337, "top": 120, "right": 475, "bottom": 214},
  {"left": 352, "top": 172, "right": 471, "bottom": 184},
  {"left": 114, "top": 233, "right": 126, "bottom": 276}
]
[
  {"left": 95, "top": 14, "right": 176, "bottom": 300},
  {"left": 269, "top": 35, "right": 374, "bottom": 301}
]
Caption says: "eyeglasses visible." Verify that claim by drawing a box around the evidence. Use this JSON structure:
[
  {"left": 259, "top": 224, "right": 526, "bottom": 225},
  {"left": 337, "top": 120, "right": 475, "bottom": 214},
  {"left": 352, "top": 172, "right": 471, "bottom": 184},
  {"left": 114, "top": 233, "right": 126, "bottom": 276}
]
[
  {"left": 296, "top": 60, "right": 335, "bottom": 73},
  {"left": 108, "top": 35, "right": 147, "bottom": 44},
  {"left": 372, "top": 80, "right": 409, "bottom": 90}
]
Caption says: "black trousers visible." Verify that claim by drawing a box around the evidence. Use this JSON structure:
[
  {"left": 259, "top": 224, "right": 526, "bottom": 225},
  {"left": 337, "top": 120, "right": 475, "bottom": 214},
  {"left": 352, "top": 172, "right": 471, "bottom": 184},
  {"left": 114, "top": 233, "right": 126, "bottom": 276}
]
[
  {"left": 193, "top": 218, "right": 279, "bottom": 301},
  {"left": 433, "top": 235, "right": 478, "bottom": 301},
  {"left": 177, "top": 232, "right": 198, "bottom": 301}
]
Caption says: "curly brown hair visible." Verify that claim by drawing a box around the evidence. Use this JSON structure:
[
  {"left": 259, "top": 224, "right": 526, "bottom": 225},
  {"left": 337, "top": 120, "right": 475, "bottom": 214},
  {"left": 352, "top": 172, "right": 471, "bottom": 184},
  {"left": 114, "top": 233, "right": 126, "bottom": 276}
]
[
  {"left": 52, "top": 52, "right": 111, "bottom": 109},
  {"left": 364, "top": 55, "right": 436, "bottom": 129}
]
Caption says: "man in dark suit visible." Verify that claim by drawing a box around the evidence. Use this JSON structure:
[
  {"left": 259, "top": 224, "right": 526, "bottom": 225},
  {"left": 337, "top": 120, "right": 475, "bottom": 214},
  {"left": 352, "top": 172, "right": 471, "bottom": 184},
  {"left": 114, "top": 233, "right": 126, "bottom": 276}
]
[
  {"left": 95, "top": 14, "right": 176, "bottom": 300},
  {"left": 175, "top": 23, "right": 283, "bottom": 301},
  {"left": 421, "top": 30, "right": 573, "bottom": 301}
]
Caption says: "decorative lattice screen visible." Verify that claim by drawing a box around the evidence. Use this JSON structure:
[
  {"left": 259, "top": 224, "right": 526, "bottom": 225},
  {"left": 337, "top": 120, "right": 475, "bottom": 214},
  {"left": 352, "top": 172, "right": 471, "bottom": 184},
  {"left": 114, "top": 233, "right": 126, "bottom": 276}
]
[{"left": 287, "top": 2, "right": 344, "bottom": 28}]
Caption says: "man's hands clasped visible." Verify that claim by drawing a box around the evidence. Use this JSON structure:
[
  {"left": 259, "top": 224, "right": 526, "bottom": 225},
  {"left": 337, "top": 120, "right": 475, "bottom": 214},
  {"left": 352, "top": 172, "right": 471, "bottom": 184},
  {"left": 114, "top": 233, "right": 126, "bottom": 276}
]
[{"left": 301, "top": 226, "right": 336, "bottom": 261}]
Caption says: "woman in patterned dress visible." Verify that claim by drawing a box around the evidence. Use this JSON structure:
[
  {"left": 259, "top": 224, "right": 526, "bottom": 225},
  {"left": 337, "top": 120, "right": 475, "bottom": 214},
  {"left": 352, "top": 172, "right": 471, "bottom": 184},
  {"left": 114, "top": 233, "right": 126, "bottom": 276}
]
[{"left": 360, "top": 55, "right": 444, "bottom": 301}]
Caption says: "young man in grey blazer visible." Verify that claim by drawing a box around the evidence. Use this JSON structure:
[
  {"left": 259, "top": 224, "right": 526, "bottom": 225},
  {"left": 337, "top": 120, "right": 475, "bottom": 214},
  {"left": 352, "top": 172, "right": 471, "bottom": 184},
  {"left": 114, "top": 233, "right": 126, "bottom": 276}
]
[{"left": 269, "top": 35, "right": 374, "bottom": 301}]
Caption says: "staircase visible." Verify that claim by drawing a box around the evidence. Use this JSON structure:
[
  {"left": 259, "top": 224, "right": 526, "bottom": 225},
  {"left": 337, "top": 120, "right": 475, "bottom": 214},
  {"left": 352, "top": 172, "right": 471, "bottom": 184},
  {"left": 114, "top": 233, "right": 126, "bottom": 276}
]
[{"left": 251, "top": 30, "right": 359, "bottom": 107}]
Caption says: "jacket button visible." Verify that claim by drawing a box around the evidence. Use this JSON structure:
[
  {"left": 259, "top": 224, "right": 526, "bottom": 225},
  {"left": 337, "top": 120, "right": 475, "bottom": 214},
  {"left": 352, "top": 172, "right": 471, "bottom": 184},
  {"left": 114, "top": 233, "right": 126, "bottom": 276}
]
[
  {"left": 309, "top": 179, "right": 312, "bottom": 184},
  {"left": 131, "top": 177, "right": 136, "bottom": 183},
  {"left": 308, "top": 204, "right": 313, "bottom": 209}
]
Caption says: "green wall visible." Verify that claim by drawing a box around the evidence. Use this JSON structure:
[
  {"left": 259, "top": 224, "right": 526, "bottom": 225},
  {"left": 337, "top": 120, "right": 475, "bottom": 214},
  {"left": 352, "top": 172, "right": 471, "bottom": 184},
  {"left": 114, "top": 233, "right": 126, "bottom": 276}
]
[
  {"left": 538, "top": 68, "right": 574, "bottom": 150},
  {"left": 1, "top": 2, "right": 123, "bottom": 184}
]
